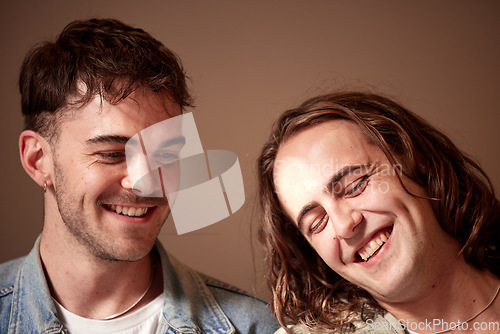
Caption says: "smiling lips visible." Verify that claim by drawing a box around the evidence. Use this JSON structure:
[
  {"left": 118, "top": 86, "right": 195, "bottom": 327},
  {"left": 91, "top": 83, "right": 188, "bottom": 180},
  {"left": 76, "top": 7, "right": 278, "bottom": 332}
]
[
  {"left": 107, "top": 204, "right": 150, "bottom": 217},
  {"left": 357, "top": 227, "right": 392, "bottom": 262}
]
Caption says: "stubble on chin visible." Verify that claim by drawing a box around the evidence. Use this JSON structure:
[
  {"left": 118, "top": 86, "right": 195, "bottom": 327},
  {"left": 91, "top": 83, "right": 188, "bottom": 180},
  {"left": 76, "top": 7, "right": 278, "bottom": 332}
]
[{"left": 52, "top": 162, "right": 167, "bottom": 263}]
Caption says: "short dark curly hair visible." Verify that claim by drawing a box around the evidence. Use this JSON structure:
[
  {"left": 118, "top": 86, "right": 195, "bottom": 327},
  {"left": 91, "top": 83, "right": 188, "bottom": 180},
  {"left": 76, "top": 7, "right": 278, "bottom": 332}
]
[{"left": 19, "top": 18, "right": 193, "bottom": 141}]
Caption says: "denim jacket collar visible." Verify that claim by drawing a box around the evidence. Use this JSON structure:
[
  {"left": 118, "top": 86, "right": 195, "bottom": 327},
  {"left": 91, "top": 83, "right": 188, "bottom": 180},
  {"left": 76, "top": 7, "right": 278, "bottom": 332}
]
[{"left": 8, "top": 237, "right": 235, "bottom": 333}]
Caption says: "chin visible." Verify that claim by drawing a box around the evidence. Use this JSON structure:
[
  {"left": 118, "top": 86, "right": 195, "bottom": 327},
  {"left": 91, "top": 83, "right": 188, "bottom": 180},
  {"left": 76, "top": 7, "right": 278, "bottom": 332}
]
[
  {"left": 94, "top": 238, "right": 157, "bottom": 262},
  {"left": 101, "top": 249, "right": 152, "bottom": 262},
  {"left": 369, "top": 276, "right": 421, "bottom": 304}
]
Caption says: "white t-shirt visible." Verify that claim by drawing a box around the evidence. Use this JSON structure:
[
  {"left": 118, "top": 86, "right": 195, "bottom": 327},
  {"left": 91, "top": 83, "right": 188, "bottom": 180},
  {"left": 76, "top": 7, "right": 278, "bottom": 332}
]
[{"left": 53, "top": 294, "right": 164, "bottom": 334}]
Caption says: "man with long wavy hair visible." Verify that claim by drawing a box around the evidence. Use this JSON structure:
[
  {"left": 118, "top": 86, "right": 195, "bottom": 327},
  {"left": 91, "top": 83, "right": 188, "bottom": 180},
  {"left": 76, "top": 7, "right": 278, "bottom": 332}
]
[{"left": 258, "top": 92, "right": 500, "bottom": 333}]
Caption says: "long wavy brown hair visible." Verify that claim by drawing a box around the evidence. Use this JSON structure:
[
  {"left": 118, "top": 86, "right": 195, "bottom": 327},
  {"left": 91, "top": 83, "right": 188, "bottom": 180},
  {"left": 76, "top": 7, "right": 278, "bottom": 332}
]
[{"left": 257, "top": 92, "right": 500, "bottom": 332}]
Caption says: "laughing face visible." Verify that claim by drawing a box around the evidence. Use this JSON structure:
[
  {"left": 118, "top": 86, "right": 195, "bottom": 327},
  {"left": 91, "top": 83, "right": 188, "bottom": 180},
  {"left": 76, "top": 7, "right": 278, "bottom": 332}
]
[
  {"left": 48, "top": 89, "right": 181, "bottom": 262},
  {"left": 273, "top": 120, "right": 461, "bottom": 303}
]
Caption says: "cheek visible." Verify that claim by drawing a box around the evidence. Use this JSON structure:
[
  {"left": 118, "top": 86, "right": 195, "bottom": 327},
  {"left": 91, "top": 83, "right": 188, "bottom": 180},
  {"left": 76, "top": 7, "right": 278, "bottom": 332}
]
[
  {"left": 365, "top": 173, "right": 396, "bottom": 195},
  {"left": 81, "top": 166, "right": 124, "bottom": 193},
  {"left": 162, "top": 163, "right": 181, "bottom": 192},
  {"left": 362, "top": 176, "right": 408, "bottom": 209},
  {"left": 310, "top": 235, "right": 344, "bottom": 271}
]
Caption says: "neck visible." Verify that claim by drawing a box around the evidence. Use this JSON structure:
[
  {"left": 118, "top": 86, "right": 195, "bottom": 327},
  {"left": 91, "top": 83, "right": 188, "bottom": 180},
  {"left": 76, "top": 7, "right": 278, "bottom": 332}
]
[
  {"left": 377, "top": 258, "right": 500, "bottom": 333},
  {"left": 39, "top": 217, "right": 163, "bottom": 319}
]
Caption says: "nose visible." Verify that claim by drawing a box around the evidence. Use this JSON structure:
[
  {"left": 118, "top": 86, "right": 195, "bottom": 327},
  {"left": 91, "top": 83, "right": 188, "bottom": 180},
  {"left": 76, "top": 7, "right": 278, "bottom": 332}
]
[
  {"left": 121, "top": 173, "right": 134, "bottom": 190},
  {"left": 122, "top": 169, "right": 166, "bottom": 198},
  {"left": 328, "top": 203, "right": 363, "bottom": 240},
  {"left": 123, "top": 151, "right": 165, "bottom": 197}
]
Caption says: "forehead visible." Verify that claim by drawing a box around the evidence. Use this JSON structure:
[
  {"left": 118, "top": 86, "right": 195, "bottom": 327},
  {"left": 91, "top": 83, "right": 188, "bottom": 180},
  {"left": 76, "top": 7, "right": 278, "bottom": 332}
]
[
  {"left": 273, "top": 120, "right": 385, "bottom": 215},
  {"left": 274, "top": 120, "right": 381, "bottom": 181},
  {"left": 59, "top": 89, "right": 181, "bottom": 139},
  {"left": 277, "top": 119, "right": 374, "bottom": 160}
]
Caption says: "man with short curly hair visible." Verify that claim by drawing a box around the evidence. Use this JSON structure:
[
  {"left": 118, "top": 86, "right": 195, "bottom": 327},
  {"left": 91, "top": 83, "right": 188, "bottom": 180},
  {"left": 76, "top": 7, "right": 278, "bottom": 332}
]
[{"left": 0, "top": 18, "right": 278, "bottom": 333}]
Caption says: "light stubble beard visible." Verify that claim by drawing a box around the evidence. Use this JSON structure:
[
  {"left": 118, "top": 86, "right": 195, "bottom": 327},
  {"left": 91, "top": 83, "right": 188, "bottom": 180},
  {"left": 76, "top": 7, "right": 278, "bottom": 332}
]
[{"left": 52, "top": 161, "right": 168, "bottom": 262}]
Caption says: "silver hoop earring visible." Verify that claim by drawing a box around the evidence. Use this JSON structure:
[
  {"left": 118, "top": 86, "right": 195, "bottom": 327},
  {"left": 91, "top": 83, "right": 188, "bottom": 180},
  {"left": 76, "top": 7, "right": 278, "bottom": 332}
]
[{"left": 44, "top": 182, "right": 47, "bottom": 193}]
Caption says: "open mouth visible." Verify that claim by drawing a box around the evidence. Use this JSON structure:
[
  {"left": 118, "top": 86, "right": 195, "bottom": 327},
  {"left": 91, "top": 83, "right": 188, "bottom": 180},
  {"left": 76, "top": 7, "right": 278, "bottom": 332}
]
[
  {"left": 106, "top": 204, "right": 151, "bottom": 218},
  {"left": 357, "top": 227, "right": 393, "bottom": 262}
]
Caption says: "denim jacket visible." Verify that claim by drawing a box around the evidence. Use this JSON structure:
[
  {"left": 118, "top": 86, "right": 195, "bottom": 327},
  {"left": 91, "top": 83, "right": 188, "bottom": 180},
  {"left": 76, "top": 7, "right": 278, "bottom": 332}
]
[{"left": 0, "top": 237, "right": 279, "bottom": 333}]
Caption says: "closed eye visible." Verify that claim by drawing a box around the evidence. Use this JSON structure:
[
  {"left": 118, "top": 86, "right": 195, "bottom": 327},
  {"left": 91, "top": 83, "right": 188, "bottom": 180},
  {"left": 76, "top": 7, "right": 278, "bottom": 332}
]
[
  {"left": 152, "top": 150, "right": 180, "bottom": 166},
  {"left": 96, "top": 151, "right": 126, "bottom": 165},
  {"left": 308, "top": 212, "right": 329, "bottom": 235},
  {"left": 345, "top": 175, "right": 369, "bottom": 197}
]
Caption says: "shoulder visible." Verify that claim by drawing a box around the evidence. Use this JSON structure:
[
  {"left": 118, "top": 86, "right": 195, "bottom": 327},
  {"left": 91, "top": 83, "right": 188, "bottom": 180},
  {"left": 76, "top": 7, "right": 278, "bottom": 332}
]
[
  {"left": 272, "top": 310, "right": 405, "bottom": 334},
  {"left": 199, "top": 273, "right": 280, "bottom": 332},
  {"left": 200, "top": 272, "right": 269, "bottom": 309},
  {"left": 274, "top": 325, "right": 308, "bottom": 334},
  {"left": 157, "top": 243, "right": 280, "bottom": 333},
  {"left": 0, "top": 256, "right": 26, "bottom": 331},
  {"left": 0, "top": 256, "right": 25, "bottom": 297}
]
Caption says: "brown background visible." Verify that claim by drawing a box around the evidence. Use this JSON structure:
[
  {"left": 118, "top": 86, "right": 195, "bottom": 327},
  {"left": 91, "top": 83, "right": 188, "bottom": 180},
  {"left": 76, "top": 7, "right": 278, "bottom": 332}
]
[{"left": 1, "top": 1, "right": 499, "bottom": 299}]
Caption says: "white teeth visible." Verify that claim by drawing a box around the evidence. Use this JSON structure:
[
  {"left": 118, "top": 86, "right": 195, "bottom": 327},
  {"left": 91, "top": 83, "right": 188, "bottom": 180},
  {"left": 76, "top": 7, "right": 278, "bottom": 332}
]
[
  {"left": 358, "top": 229, "right": 391, "bottom": 262},
  {"left": 108, "top": 205, "right": 149, "bottom": 217},
  {"left": 380, "top": 233, "right": 387, "bottom": 243}
]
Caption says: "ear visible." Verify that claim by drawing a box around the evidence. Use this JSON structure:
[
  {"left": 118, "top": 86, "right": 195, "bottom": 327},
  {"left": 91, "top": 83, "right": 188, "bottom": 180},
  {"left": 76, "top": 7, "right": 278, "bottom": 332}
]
[{"left": 19, "top": 130, "right": 53, "bottom": 189}]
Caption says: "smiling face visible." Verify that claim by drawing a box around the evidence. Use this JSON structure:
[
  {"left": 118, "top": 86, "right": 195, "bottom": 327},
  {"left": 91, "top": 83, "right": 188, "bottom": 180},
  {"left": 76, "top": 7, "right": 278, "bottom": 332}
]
[
  {"left": 273, "top": 120, "right": 461, "bottom": 303},
  {"left": 46, "top": 89, "right": 181, "bottom": 262}
]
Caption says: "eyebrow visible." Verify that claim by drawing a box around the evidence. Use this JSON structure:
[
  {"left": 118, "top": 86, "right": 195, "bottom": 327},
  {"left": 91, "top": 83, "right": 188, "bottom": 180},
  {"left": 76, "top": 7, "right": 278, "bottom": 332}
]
[
  {"left": 296, "top": 203, "right": 320, "bottom": 232},
  {"left": 85, "top": 135, "right": 186, "bottom": 150},
  {"left": 325, "top": 164, "right": 370, "bottom": 193},
  {"left": 158, "top": 136, "right": 186, "bottom": 149},
  {"left": 296, "top": 164, "right": 370, "bottom": 231},
  {"left": 85, "top": 135, "right": 132, "bottom": 146}
]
